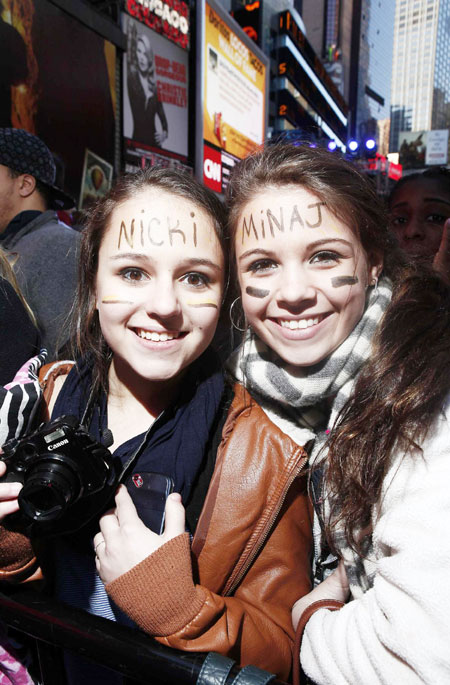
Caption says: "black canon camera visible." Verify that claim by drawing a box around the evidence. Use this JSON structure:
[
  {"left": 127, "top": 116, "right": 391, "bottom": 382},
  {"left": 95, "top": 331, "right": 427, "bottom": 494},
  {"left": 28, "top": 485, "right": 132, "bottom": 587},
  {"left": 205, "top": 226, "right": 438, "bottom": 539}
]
[{"left": 1, "top": 415, "right": 120, "bottom": 537}]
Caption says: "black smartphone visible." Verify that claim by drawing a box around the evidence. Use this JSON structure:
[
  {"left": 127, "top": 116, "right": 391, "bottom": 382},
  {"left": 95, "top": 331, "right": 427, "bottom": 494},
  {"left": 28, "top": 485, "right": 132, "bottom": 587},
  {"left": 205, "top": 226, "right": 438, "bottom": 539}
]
[{"left": 124, "top": 472, "right": 174, "bottom": 534}]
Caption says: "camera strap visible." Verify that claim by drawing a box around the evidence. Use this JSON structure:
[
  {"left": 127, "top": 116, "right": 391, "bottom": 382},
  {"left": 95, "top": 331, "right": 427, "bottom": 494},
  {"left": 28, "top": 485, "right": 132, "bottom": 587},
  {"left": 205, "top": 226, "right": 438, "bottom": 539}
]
[
  {"left": 79, "top": 381, "right": 166, "bottom": 480},
  {"left": 80, "top": 385, "right": 113, "bottom": 448}
]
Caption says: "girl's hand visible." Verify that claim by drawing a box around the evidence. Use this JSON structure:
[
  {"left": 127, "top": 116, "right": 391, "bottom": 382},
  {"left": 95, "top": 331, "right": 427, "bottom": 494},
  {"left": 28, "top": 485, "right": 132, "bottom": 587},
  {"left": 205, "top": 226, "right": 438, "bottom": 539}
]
[
  {"left": 292, "top": 560, "right": 350, "bottom": 631},
  {"left": 0, "top": 461, "right": 22, "bottom": 521},
  {"left": 433, "top": 218, "right": 450, "bottom": 283},
  {"left": 94, "top": 485, "right": 186, "bottom": 585}
]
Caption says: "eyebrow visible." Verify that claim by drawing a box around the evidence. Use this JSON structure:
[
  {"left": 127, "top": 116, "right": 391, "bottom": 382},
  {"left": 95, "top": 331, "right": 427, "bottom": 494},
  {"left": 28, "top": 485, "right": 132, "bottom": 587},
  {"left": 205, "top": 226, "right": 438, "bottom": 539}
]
[
  {"left": 423, "top": 197, "right": 450, "bottom": 207},
  {"left": 109, "top": 253, "right": 222, "bottom": 272},
  {"left": 181, "top": 257, "right": 223, "bottom": 272},
  {"left": 110, "top": 252, "right": 148, "bottom": 261},
  {"left": 392, "top": 198, "right": 450, "bottom": 210},
  {"left": 238, "top": 238, "right": 353, "bottom": 261}
]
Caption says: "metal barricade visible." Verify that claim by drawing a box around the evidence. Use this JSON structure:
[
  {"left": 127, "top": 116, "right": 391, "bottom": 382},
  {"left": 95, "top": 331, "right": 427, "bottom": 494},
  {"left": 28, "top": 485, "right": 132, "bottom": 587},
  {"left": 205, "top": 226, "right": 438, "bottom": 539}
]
[{"left": 0, "top": 589, "right": 289, "bottom": 685}]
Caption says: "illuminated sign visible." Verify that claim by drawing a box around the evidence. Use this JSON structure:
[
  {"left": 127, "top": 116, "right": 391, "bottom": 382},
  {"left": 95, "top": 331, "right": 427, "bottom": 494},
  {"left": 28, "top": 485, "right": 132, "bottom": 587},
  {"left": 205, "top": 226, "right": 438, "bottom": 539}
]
[
  {"left": 278, "top": 10, "right": 348, "bottom": 116},
  {"left": 204, "top": 2, "right": 266, "bottom": 154},
  {"left": 126, "top": 0, "right": 189, "bottom": 50},
  {"left": 277, "top": 46, "right": 347, "bottom": 141},
  {"left": 203, "top": 145, "right": 222, "bottom": 192},
  {"left": 231, "top": 1, "right": 261, "bottom": 46},
  {"left": 195, "top": 0, "right": 268, "bottom": 193}
]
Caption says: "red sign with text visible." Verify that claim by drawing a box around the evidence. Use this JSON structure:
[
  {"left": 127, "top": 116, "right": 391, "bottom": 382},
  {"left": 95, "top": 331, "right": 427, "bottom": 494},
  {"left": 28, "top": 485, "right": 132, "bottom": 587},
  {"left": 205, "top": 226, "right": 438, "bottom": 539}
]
[
  {"left": 203, "top": 145, "right": 222, "bottom": 192},
  {"left": 126, "top": 0, "right": 189, "bottom": 50}
]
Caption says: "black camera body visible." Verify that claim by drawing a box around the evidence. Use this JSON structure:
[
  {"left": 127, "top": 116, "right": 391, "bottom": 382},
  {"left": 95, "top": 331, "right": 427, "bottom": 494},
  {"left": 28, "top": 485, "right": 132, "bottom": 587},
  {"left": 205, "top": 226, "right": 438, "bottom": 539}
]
[{"left": 2, "top": 415, "right": 120, "bottom": 537}]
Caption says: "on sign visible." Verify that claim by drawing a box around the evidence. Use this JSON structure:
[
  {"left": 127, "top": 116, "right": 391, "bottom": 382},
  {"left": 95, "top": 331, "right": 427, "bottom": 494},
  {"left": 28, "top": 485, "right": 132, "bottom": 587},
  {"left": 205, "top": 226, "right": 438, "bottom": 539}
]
[
  {"left": 204, "top": 158, "right": 221, "bottom": 182},
  {"left": 203, "top": 144, "right": 222, "bottom": 192}
]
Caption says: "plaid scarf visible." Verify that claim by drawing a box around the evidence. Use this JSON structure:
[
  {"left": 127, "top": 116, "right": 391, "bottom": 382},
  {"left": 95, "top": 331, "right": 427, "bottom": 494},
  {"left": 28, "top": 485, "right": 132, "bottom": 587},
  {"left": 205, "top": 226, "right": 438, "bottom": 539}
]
[{"left": 228, "top": 277, "right": 392, "bottom": 462}]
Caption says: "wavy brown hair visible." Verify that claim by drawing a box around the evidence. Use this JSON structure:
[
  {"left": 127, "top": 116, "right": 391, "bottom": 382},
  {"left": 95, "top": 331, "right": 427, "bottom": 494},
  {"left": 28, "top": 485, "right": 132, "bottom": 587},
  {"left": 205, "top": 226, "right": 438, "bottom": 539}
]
[
  {"left": 71, "top": 166, "right": 228, "bottom": 397},
  {"left": 227, "top": 143, "right": 450, "bottom": 554},
  {"left": 326, "top": 266, "right": 450, "bottom": 553}
]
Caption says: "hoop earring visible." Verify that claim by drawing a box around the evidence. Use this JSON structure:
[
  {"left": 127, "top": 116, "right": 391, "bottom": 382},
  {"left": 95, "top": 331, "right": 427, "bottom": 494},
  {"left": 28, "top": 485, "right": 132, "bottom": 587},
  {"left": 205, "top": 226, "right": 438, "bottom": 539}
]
[
  {"left": 230, "top": 296, "right": 246, "bottom": 332},
  {"left": 372, "top": 276, "right": 378, "bottom": 293}
]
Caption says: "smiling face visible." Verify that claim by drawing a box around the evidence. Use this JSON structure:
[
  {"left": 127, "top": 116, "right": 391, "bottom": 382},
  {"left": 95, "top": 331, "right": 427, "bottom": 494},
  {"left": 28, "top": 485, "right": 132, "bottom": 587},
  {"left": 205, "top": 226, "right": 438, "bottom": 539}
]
[
  {"left": 390, "top": 178, "right": 450, "bottom": 262},
  {"left": 136, "top": 38, "right": 150, "bottom": 74},
  {"left": 95, "top": 187, "right": 224, "bottom": 392},
  {"left": 235, "top": 185, "right": 382, "bottom": 367}
]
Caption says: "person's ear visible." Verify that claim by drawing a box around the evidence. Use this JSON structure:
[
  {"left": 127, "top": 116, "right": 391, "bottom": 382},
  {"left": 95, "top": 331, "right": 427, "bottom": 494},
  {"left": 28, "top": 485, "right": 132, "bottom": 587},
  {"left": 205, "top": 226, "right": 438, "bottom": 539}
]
[
  {"left": 18, "top": 174, "right": 37, "bottom": 199},
  {"left": 368, "top": 250, "right": 383, "bottom": 284}
]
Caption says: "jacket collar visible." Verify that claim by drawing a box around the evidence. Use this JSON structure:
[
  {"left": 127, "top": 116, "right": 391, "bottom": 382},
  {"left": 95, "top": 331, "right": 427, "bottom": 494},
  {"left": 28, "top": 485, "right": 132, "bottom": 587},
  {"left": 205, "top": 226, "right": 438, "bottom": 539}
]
[
  {"left": 192, "top": 382, "right": 308, "bottom": 594},
  {"left": 0, "top": 210, "right": 58, "bottom": 249}
]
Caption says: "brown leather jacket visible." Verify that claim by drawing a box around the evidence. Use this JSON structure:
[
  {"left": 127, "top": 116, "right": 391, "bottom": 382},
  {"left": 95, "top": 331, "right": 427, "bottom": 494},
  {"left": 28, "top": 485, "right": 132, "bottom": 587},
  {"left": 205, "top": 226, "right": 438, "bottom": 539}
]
[
  {"left": 0, "top": 378, "right": 312, "bottom": 680},
  {"left": 106, "top": 383, "right": 313, "bottom": 679}
]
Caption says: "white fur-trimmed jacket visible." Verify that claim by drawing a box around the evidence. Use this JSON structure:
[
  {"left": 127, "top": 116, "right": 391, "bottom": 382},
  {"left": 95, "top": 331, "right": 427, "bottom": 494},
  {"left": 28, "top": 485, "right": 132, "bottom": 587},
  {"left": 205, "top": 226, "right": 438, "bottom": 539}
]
[{"left": 301, "top": 394, "right": 450, "bottom": 684}]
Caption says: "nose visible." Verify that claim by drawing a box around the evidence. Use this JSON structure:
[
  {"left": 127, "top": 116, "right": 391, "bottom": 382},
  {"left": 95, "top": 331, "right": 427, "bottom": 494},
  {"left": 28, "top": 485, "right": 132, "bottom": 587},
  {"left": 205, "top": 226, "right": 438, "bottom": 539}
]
[
  {"left": 403, "top": 217, "right": 425, "bottom": 241},
  {"left": 145, "top": 279, "right": 181, "bottom": 320},
  {"left": 276, "top": 264, "right": 316, "bottom": 309}
]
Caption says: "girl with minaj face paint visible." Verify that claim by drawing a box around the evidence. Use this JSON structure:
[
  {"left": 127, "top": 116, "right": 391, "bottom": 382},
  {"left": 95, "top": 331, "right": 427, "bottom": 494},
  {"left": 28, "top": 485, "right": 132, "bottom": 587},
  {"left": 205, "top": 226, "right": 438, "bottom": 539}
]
[
  {"left": 0, "top": 167, "right": 313, "bottom": 683},
  {"left": 226, "top": 144, "right": 450, "bottom": 684}
]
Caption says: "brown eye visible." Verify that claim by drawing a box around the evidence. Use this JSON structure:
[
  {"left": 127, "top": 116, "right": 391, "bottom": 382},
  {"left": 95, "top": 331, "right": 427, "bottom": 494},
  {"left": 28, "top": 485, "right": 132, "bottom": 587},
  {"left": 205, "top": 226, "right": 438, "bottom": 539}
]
[
  {"left": 182, "top": 272, "right": 209, "bottom": 287},
  {"left": 120, "top": 268, "right": 148, "bottom": 282},
  {"left": 310, "top": 251, "right": 340, "bottom": 265},
  {"left": 247, "top": 259, "right": 277, "bottom": 273}
]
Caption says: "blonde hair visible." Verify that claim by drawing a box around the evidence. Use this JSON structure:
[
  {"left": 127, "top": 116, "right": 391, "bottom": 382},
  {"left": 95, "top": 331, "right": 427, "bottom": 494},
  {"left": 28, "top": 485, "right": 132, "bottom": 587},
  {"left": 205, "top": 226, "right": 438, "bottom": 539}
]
[{"left": 0, "top": 249, "right": 37, "bottom": 326}]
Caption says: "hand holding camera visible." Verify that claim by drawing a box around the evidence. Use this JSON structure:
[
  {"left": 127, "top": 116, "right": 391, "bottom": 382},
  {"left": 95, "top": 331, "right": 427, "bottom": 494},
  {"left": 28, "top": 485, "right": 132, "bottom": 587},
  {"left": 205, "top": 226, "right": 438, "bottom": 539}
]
[
  {"left": 0, "top": 460, "right": 22, "bottom": 521},
  {"left": 0, "top": 415, "right": 120, "bottom": 537}
]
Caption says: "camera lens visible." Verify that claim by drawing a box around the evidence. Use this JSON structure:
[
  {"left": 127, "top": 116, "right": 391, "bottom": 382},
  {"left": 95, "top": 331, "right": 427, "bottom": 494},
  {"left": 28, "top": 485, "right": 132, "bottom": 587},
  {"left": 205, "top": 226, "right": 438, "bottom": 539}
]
[{"left": 19, "top": 460, "right": 81, "bottom": 522}]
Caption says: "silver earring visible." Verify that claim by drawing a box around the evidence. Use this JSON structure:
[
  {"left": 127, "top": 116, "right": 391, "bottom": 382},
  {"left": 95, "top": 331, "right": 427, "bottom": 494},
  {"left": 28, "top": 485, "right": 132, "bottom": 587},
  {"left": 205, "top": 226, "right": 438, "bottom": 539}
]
[
  {"left": 230, "top": 296, "right": 246, "bottom": 332},
  {"left": 372, "top": 276, "right": 378, "bottom": 293}
]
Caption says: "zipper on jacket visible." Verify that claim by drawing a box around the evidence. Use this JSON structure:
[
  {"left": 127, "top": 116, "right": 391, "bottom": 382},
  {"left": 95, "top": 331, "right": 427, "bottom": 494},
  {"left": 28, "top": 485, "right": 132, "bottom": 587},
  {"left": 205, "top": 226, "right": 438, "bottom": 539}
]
[{"left": 224, "top": 454, "right": 309, "bottom": 596}]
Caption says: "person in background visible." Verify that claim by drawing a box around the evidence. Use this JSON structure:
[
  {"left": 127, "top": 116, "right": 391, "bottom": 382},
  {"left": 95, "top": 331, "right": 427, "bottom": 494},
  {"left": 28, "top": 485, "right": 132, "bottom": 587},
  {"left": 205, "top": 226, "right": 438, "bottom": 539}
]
[
  {"left": 0, "top": 248, "right": 40, "bottom": 386},
  {"left": 225, "top": 143, "right": 450, "bottom": 684},
  {"left": 389, "top": 167, "right": 450, "bottom": 281},
  {"left": 0, "top": 128, "right": 80, "bottom": 359}
]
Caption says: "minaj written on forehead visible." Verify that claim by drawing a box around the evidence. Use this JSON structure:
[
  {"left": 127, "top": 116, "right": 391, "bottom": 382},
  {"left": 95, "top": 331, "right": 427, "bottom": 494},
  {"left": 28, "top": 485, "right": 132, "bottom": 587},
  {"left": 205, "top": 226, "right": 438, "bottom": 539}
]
[{"left": 239, "top": 201, "right": 328, "bottom": 244}]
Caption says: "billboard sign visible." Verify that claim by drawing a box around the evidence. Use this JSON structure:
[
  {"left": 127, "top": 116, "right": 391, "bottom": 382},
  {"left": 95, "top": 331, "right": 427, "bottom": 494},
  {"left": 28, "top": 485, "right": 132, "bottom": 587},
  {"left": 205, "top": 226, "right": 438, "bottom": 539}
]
[
  {"left": 399, "top": 129, "right": 449, "bottom": 169},
  {"left": 426, "top": 129, "right": 449, "bottom": 166},
  {"left": 0, "top": 0, "right": 116, "bottom": 205},
  {"left": 196, "top": 0, "right": 268, "bottom": 194},
  {"left": 122, "top": 12, "right": 189, "bottom": 162},
  {"left": 125, "top": 0, "right": 189, "bottom": 49}
]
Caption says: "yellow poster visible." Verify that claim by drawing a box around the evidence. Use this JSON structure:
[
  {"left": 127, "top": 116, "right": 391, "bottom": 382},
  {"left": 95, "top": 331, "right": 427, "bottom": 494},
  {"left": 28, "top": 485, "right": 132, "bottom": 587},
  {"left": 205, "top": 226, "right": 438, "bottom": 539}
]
[{"left": 203, "top": 2, "right": 266, "bottom": 159}]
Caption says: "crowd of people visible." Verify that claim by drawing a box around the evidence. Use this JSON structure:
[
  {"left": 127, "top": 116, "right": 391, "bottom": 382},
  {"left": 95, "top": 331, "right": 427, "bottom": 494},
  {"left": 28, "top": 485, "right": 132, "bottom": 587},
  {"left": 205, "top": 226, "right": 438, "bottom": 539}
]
[{"left": 0, "top": 127, "right": 449, "bottom": 685}]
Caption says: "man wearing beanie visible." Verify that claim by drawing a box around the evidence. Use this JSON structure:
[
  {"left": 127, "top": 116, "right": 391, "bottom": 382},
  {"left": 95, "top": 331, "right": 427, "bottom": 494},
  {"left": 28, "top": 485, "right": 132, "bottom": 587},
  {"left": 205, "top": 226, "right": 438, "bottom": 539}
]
[{"left": 0, "top": 128, "right": 80, "bottom": 359}]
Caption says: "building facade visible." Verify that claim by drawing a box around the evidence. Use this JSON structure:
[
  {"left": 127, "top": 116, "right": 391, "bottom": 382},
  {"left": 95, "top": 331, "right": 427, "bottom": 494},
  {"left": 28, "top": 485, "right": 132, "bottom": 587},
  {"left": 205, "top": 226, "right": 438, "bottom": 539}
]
[
  {"left": 390, "top": 0, "right": 450, "bottom": 152},
  {"left": 354, "top": 0, "right": 395, "bottom": 152}
]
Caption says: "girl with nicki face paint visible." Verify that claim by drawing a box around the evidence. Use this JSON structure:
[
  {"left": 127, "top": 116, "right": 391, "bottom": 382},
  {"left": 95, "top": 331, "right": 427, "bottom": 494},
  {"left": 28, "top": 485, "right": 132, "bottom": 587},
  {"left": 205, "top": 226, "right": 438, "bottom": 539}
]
[
  {"left": 0, "top": 167, "right": 313, "bottom": 682},
  {"left": 226, "top": 144, "right": 450, "bottom": 684}
]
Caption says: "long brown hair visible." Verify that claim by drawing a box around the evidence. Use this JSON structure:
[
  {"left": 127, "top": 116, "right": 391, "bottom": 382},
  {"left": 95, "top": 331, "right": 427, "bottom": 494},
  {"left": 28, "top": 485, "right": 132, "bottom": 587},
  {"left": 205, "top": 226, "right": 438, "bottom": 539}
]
[
  {"left": 71, "top": 166, "right": 228, "bottom": 396},
  {"left": 326, "top": 266, "right": 450, "bottom": 552},
  {"left": 227, "top": 143, "right": 450, "bottom": 554}
]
